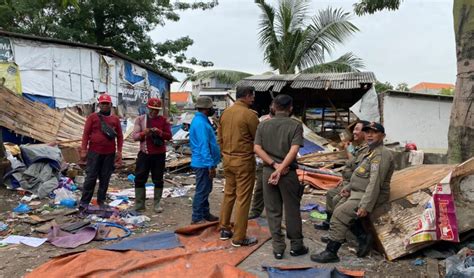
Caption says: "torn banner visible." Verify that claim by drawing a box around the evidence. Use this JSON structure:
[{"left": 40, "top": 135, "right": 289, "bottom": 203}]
[{"left": 408, "top": 173, "right": 459, "bottom": 245}]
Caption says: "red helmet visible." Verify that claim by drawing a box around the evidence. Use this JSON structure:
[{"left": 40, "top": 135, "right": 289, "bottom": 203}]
[
  {"left": 147, "top": 98, "right": 162, "bottom": 110},
  {"left": 405, "top": 143, "right": 418, "bottom": 151},
  {"left": 98, "top": 93, "right": 112, "bottom": 103}
]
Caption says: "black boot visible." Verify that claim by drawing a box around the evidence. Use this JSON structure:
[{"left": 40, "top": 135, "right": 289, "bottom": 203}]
[
  {"left": 350, "top": 219, "right": 373, "bottom": 257},
  {"left": 314, "top": 212, "right": 332, "bottom": 230},
  {"left": 310, "top": 240, "right": 341, "bottom": 263}
]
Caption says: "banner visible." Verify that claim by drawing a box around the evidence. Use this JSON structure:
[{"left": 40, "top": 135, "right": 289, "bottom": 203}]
[
  {"left": 408, "top": 173, "right": 459, "bottom": 245},
  {"left": 0, "top": 63, "right": 22, "bottom": 94},
  {"left": 0, "top": 37, "right": 14, "bottom": 62}
]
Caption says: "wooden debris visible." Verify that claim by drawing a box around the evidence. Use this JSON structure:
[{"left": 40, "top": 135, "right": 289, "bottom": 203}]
[{"left": 371, "top": 164, "right": 459, "bottom": 261}]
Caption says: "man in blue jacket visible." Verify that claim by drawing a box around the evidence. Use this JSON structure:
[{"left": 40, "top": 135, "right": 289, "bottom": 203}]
[{"left": 190, "top": 96, "right": 221, "bottom": 224}]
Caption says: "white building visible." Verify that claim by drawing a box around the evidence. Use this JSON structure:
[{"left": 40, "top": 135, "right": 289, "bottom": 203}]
[
  {"left": 191, "top": 77, "right": 234, "bottom": 99},
  {"left": 381, "top": 90, "right": 453, "bottom": 151}
]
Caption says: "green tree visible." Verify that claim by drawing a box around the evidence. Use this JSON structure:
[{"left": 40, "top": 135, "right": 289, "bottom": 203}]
[
  {"left": 0, "top": 0, "right": 218, "bottom": 75},
  {"left": 374, "top": 81, "right": 393, "bottom": 93},
  {"left": 256, "top": 0, "right": 363, "bottom": 74},
  {"left": 353, "top": 0, "right": 402, "bottom": 16},
  {"left": 395, "top": 82, "right": 409, "bottom": 91},
  {"left": 184, "top": 0, "right": 364, "bottom": 88},
  {"left": 440, "top": 88, "right": 454, "bottom": 96}
]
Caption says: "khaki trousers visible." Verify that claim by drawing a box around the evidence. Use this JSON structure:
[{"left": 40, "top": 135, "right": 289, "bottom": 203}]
[{"left": 219, "top": 155, "right": 256, "bottom": 241}]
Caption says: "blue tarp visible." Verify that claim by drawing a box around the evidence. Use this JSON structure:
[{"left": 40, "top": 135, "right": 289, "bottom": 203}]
[
  {"left": 264, "top": 266, "right": 350, "bottom": 278},
  {"left": 299, "top": 138, "right": 325, "bottom": 156},
  {"left": 23, "top": 93, "right": 56, "bottom": 108},
  {"left": 1, "top": 128, "right": 37, "bottom": 145},
  {"left": 102, "top": 231, "right": 182, "bottom": 251}
]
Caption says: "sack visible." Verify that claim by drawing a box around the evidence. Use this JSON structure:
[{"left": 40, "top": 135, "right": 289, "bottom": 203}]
[
  {"left": 151, "top": 132, "right": 164, "bottom": 147},
  {"left": 98, "top": 114, "right": 117, "bottom": 140}
]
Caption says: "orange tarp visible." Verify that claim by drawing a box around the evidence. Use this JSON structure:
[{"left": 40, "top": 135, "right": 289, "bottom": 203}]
[
  {"left": 297, "top": 170, "right": 343, "bottom": 190},
  {"left": 28, "top": 221, "right": 271, "bottom": 278}
]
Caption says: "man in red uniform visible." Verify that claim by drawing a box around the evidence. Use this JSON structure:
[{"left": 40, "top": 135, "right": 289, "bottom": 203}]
[
  {"left": 79, "top": 93, "right": 123, "bottom": 210},
  {"left": 132, "top": 98, "right": 172, "bottom": 212}
]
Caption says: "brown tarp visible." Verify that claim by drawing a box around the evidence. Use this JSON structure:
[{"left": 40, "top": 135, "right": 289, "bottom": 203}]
[
  {"left": 27, "top": 220, "right": 270, "bottom": 277},
  {"left": 297, "top": 169, "right": 343, "bottom": 190}
]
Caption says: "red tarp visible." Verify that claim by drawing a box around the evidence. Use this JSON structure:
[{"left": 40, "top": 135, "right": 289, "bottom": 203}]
[{"left": 28, "top": 220, "right": 271, "bottom": 278}]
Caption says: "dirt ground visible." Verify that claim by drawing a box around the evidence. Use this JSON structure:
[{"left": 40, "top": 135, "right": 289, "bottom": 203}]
[{"left": 0, "top": 171, "right": 438, "bottom": 278}]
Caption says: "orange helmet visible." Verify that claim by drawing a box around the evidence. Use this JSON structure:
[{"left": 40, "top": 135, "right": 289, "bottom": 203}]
[
  {"left": 147, "top": 98, "right": 162, "bottom": 110},
  {"left": 98, "top": 93, "right": 112, "bottom": 103}
]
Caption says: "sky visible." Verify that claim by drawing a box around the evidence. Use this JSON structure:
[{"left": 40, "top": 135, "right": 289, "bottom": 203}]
[{"left": 150, "top": 0, "right": 456, "bottom": 91}]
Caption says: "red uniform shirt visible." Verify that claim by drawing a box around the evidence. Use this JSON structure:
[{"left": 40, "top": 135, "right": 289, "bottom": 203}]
[
  {"left": 132, "top": 115, "right": 172, "bottom": 154},
  {"left": 81, "top": 113, "right": 123, "bottom": 155}
]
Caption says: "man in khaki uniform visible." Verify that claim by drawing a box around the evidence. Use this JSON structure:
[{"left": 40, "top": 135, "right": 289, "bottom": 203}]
[
  {"left": 315, "top": 120, "right": 369, "bottom": 231},
  {"left": 311, "top": 122, "right": 394, "bottom": 263},
  {"left": 254, "top": 94, "right": 308, "bottom": 260},
  {"left": 218, "top": 86, "right": 260, "bottom": 247}
]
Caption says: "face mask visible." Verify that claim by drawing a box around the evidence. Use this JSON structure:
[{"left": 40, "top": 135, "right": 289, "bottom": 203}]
[{"left": 208, "top": 107, "right": 216, "bottom": 117}]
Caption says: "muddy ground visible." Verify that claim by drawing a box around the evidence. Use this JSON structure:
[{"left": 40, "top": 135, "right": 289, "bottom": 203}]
[{"left": 0, "top": 171, "right": 441, "bottom": 278}]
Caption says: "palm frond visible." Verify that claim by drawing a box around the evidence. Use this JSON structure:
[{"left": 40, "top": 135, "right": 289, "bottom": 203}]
[
  {"left": 255, "top": 0, "right": 281, "bottom": 70},
  {"left": 295, "top": 7, "right": 359, "bottom": 71},
  {"left": 301, "top": 52, "right": 364, "bottom": 73},
  {"left": 180, "top": 70, "right": 253, "bottom": 88}
]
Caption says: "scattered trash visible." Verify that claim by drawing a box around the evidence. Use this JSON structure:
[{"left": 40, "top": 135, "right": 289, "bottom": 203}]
[
  {"left": 123, "top": 215, "right": 150, "bottom": 226},
  {"left": 412, "top": 258, "right": 425, "bottom": 266},
  {"left": 54, "top": 187, "right": 77, "bottom": 204},
  {"left": 13, "top": 203, "right": 31, "bottom": 214},
  {"left": 300, "top": 203, "right": 325, "bottom": 212},
  {"left": 127, "top": 174, "right": 135, "bottom": 182},
  {"left": 21, "top": 194, "right": 38, "bottom": 202},
  {"left": 0, "top": 235, "right": 47, "bottom": 247},
  {"left": 446, "top": 247, "right": 474, "bottom": 277},
  {"left": 109, "top": 199, "right": 124, "bottom": 207},
  {"left": 59, "top": 198, "right": 77, "bottom": 208},
  {"left": 310, "top": 211, "right": 327, "bottom": 220},
  {"left": 0, "top": 222, "right": 8, "bottom": 231}
]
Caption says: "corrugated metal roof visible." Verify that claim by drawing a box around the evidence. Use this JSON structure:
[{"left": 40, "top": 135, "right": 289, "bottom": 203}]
[
  {"left": 291, "top": 72, "right": 376, "bottom": 90},
  {"left": 235, "top": 72, "right": 376, "bottom": 92}
]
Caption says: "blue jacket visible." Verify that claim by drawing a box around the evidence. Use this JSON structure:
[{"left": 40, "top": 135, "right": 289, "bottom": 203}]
[{"left": 190, "top": 112, "right": 221, "bottom": 168}]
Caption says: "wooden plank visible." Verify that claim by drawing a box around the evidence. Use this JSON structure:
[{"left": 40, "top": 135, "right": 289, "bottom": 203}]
[
  {"left": 388, "top": 165, "right": 455, "bottom": 201},
  {"left": 298, "top": 150, "right": 347, "bottom": 163}
]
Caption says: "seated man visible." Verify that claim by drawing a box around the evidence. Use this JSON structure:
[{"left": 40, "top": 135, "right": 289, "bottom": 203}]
[
  {"left": 315, "top": 120, "right": 369, "bottom": 231},
  {"left": 311, "top": 122, "right": 394, "bottom": 263}
]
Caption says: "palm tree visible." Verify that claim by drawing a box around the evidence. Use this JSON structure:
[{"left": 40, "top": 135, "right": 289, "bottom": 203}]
[
  {"left": 181, "top": 0, "right": 363, "bottom": 88},
  {"left": 256, "top": 0, "right": 363, "bottom": 74}
]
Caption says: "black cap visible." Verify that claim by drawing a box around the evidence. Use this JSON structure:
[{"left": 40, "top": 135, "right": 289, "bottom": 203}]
[{"left": 362, "top": 122, "right": 385, "bottom": 133}]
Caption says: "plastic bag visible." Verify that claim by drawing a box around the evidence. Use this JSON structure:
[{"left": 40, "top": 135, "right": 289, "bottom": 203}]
[{"left": 54, "top": 187, "right": 76, "bottom": 204}]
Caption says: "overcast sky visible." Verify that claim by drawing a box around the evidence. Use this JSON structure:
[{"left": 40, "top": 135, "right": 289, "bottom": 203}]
[{"left": 150, "top": 0, "right": 456, "bottom": 91}]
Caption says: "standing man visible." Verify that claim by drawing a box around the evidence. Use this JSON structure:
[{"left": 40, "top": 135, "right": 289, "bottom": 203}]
[
  {"left": 218, "top": 86, "right": 259, "bottom": 247},
  {"left": 311, "top": 122, "right": 395, "bottom": 263},
  {"left": 79, "top": 93, "right": 123, "bottom": 210},
  {"left": 254, "top": 94, "right": 308, "bottom": 259},
  {"left": 248, "top": 103, "right": 275, "bottom": 219},
  {"left": 315, "top": 120, "right": 369, "bottom": 231},
  {"left": 189, "top": 96, "right": 221, "bottom": 224},
  {"left": 132, "top": 98, "right": 172, "bottom": 213}
]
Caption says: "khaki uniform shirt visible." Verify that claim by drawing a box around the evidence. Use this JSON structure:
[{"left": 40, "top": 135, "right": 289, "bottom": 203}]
[
  {"left": 347, "top": 143, "right": 395, "bottom": 212},
  {"left": 342, "top": 144, "right": 369, "bottom": 183},
  {"left": 254, "top": 113, "right": 304, "bottom": 164},
  {"left": 218, "top": 100, "right": 259, "bottom": 165}
]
